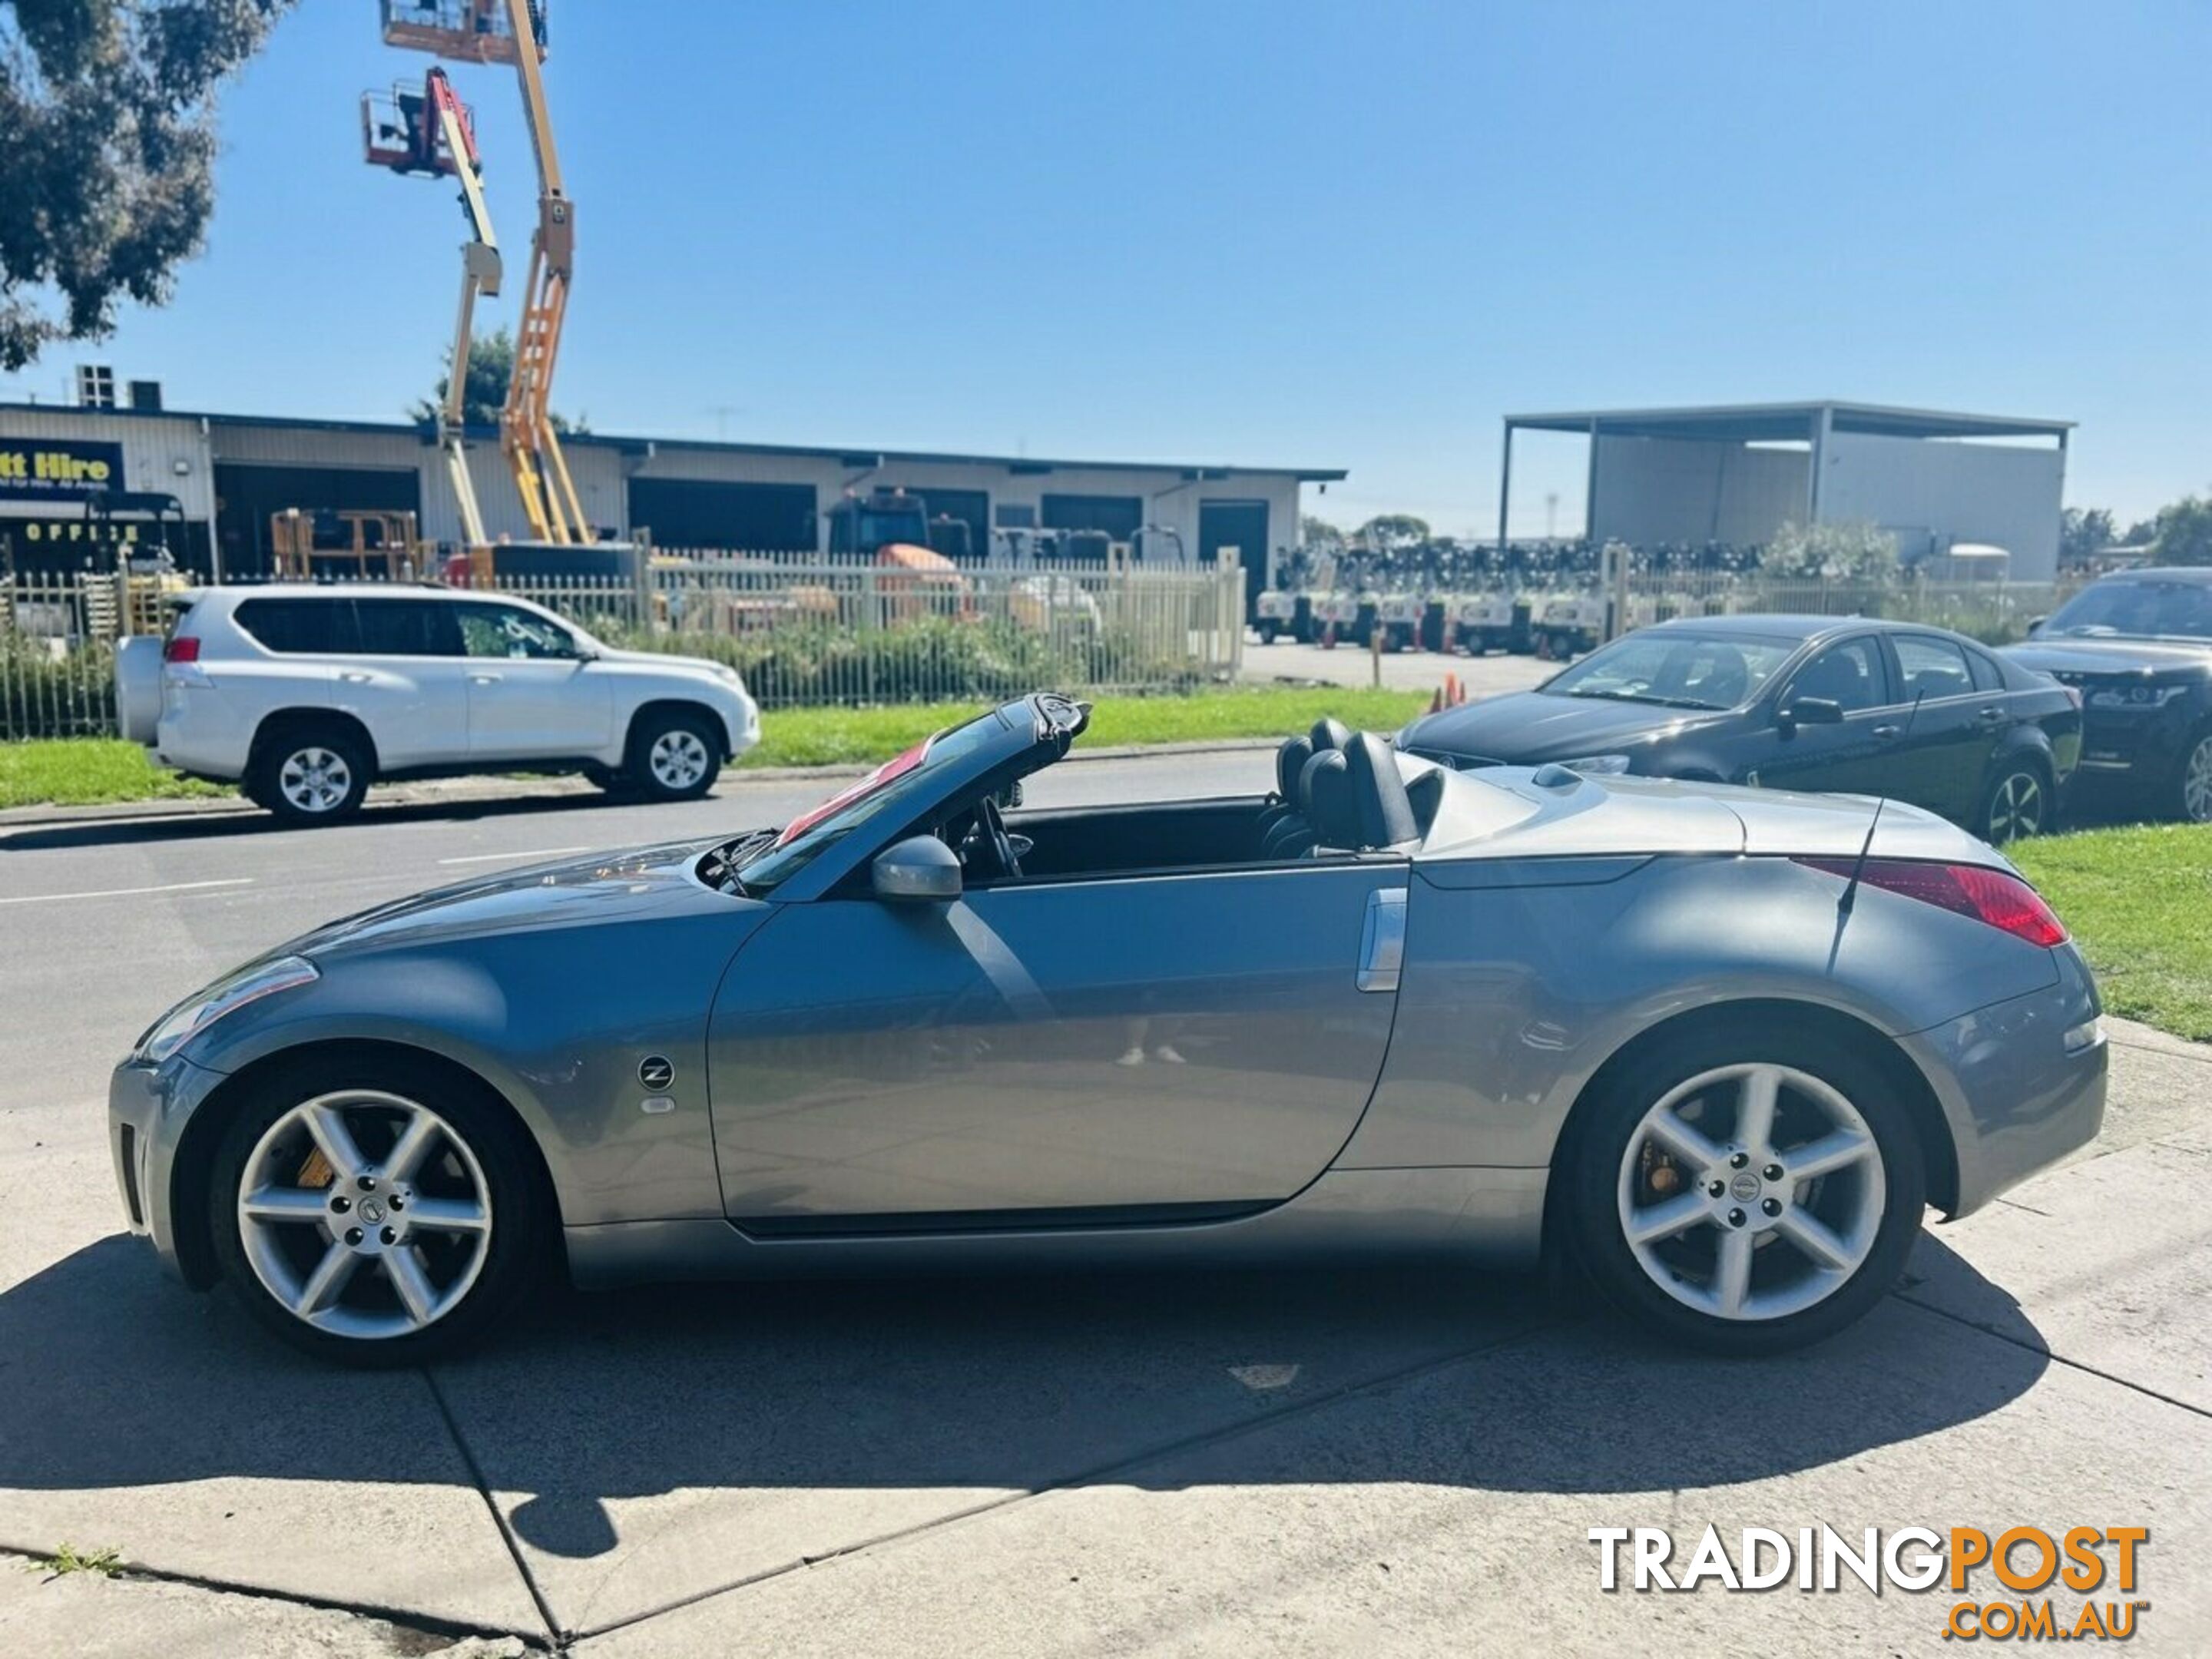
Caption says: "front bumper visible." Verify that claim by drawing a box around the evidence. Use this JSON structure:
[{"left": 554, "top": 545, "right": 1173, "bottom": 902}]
[
  {"left": 108, "top": 1053, "right": 230, "bottom": 1284},
  {"left": 1899, "top": 942, "right": 2107, "bottom": 1217},
  {"left": 2065, "top": 705, "right": 2194, "bottom": 799}
]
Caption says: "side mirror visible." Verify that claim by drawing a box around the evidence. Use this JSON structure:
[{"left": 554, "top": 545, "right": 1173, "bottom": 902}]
[
  {"left": 2025, "top": 615, "right": 2048, "bottom": 638},
  {"left": 1780, "top": 695, "right": 1845, "bottom": 730},
  {"left": 872, "top": 835, "right": 962, "bottom": 902}
]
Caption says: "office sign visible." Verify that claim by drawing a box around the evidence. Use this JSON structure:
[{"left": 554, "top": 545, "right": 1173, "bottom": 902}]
[{"left": 0, "top": 438, "right": 127, "bottom": 503}]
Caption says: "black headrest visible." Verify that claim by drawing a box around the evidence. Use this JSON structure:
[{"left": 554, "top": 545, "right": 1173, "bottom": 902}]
[
  {"left": 1310, "top": 717, "right": 1352, "bottom": 755},
  {"left": 1302, "top": 750, "right": 1356, "bottom": 849},
  {"left": 1345, "top": 732, "right": 1419, "bottom": 849},
  {"left": 1276, "top": 734, "right": 1314, "bottom": 800},
  {"left": 1794, "top": 649, "right": 1865, "bottom": 704}
]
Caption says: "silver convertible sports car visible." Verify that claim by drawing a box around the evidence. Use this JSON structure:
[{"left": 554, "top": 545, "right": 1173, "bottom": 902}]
[{"left": 110, "top": 694, "right": 2108, "bottom": 1366}]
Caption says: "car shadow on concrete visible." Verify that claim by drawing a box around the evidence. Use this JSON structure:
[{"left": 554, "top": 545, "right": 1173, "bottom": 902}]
[
  {"left": 1, "top": 1231, "right": 2048, "bottom": 1571},
  {"left": 0, "top": 790, "right": 655, "bottom": 855}
]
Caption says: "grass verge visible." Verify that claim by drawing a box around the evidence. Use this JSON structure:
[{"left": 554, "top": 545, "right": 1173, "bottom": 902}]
[
  {"left": 742, "top": 687, "right": 1432, "bottom": 770},
  {"left": 0, "top": 687, "right": 1433, "bottom": 810},
  {"left": 2011, "top": 822, "right": 2212, "bottom": 1043},
  {"left": 0, "top": 740, "right": 225, "bottom": 810}
]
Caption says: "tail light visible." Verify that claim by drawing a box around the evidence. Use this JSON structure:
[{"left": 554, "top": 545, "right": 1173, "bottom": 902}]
[
  {"left": 1793, "top": 856, "right": 2068, "bottom": 947},
  {"left": 163, "top": 635, "right": 201, "bottom": 664}
]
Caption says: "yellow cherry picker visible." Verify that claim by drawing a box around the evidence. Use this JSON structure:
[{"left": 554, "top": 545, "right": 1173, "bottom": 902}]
[{"left": 364, "top": 2, "right": 598, "bottom": 565}]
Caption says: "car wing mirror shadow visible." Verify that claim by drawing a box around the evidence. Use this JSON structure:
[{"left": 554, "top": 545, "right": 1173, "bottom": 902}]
[{"left": 873, "top": 835, "right": 964, "bottom": 902}]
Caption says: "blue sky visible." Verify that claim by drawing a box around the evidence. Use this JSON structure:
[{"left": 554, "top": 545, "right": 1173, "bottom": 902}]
[{"left": 4, "top": 1, "right": 2205, "bottom": 535}]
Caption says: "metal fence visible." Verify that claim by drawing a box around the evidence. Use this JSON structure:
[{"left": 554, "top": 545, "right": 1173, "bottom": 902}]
[
  {"left": 2, "top": 574, "right": 129, "bottom": 741},
  {"left": 1, "top": 552, "right": 1247, "bottom": 740}
]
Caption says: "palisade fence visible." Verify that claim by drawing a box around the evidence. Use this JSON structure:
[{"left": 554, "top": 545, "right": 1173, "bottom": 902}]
[{"left": 0, "top": 552, "right": 1249, "bottom": 741}]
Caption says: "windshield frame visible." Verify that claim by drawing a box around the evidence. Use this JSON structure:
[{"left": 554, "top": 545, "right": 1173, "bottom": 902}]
[{"left": 728, "top": 696, "right": 1073, "bottom": 902}]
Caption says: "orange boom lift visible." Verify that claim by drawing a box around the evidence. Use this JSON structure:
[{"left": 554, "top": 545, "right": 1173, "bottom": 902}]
[{"left": 365, "top": 2, "right": 588, "bottom": 550}]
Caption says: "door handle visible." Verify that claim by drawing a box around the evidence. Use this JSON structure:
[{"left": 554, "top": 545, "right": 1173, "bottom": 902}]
[
  {"left": 1872, "top": 724, "right": 1901, "bottom": 739},
  {"left": 1356, "top": 886, "right": 1408, "bottom": 993},
  {"left": 337, "top": 671, "right": 372, "bottom": 684},
  {"left": 1977, "top": 706, "right": 2006, "bottom": 723},
  {"left": 469, "top": 672, "right": 502, "bottom": 685}
]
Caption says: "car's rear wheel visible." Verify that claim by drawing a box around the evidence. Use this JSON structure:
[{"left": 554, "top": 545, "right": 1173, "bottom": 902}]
[
  {"left": 1978, "top": 756, "right": 2052, "bottom": 844},
  {"left": 1563, "top": 1025, "right": 1926, "bottom": 1356},
  {"left": 2174, "top": 729, "right": 2212, "bottom": 825},
  {"left": 628, "top": 710, "right": 721, "bottom": 803},
  {"left": 207, "top": 1053, "right": 547, "bottom": 1366},
  {"left": 249, "top": 725, "right": 373, "bottom": 826}
]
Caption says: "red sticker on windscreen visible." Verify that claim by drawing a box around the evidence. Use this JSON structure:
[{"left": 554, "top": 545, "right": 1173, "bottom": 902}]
[{"left": 773, "top": 737, "right": 933, "bottom": 846}]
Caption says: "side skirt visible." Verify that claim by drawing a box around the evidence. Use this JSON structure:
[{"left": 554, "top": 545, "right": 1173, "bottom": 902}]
[{"left": 564, "top": 1166, "right": 1549, "bottom": 1289}]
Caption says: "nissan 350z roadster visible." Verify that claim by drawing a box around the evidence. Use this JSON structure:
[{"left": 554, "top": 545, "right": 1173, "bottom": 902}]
[{"left": 110, "top": 693, "right": 2107, "bottom": 1365}]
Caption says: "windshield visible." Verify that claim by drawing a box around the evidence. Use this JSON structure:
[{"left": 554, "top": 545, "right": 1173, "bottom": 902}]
[
  {"left": 1543, "top": 630, "right": 1800, "bottom": 710},
  {"left": 2041, "top": 580, "right": 2212, "bottom": 641},
  {"left": 733, "top": 706, "right": 1014, "bottom": 893}
]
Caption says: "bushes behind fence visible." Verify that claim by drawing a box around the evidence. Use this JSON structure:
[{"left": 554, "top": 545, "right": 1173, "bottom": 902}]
[{"left": 594, "top": 613, "right": 1209, "bottom": 707}]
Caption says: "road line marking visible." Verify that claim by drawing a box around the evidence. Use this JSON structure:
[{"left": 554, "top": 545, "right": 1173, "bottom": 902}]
[
  {"left": 0, "top": 877, "right": 256, "bottom": 907},
  {"left": 435, "top": 846, "right": 591, "bottom": 867}
]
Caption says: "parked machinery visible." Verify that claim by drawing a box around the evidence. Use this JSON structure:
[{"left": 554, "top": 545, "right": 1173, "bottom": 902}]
[
  {"left": 269, "top": 508, "right": 429, "bottom": 581},
  {"left": 826, "top": 487, "right": 981, "bottom": 561}
]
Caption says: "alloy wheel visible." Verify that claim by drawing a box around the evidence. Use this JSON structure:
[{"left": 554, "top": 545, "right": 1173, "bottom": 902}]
[
  {"left": 1985, "top": 770, "right": 2044, "bottom": 843},
  {"left": 648, "top": 729, "right": 710, "bottom": 790},
  {"left": 279, "top": 747, "right": 353, "bottom": 815},
  {"left": 2185, "top": 736, "right": 2212, "bottom": 824},
  {"left": 1614, "top": 1062, "right": 1886, "bottom": 1322},
  {"left": 236, "top": 1090, "right": 493, "bottom": 1339}
]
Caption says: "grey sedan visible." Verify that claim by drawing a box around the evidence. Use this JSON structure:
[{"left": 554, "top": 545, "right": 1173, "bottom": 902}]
[{"left": 109, "top": 693, "right": 2106, "bottom": 1366}]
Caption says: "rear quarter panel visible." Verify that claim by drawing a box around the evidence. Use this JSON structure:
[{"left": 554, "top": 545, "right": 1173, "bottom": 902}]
[{"left": 1338, "top": 851, "right": 2061, "bottom": 1171}]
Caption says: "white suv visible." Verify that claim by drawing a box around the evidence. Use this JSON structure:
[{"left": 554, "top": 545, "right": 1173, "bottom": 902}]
[{"left": 116, "top": 585, "right": 761, "bottom": 825}]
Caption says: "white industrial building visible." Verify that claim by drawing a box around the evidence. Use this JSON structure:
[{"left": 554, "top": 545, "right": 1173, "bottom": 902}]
[
  {"left": 0, "top": 398, "right": 1340, "bottom": 613},
  {"left": 1498, "top": 402, "right": 2072, "bottom": 579}
]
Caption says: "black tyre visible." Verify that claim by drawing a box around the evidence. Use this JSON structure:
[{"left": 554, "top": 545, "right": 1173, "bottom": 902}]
[
  {"left": 1561, "top": 1022, "right": 1927, "bottom": 1356},
  {"left": 207, "top": 1050, "right": 549, "bottom": 1367},
  {"left": 627, "top": 708, "right": 722, "bottom": 803},
  {"left": 1258, "top": 621, "right": 1280, "bottom": 644},
  {"left": 1975, "top": 753, "right": 2054, "bottom": 844},
  {"left": 247, "top": 724, "right": 373, "bottom": 826},
  {"left": 582, "top": 762, "right": 634, "bottom": 796},
  {"left": 2172, "top": 727, "right": 2212, "bottom": 825}
]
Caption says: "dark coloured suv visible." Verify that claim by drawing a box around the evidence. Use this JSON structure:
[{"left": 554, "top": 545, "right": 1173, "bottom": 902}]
[{"left": 2005, "top": 568, "right": 2212, "bottom": 824}]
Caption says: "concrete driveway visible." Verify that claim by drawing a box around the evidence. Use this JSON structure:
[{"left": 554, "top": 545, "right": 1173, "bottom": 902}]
[
  {"left": 1, "top": 754, "right": 2206, "bottom": 1656},
  {"left": 1238, "top": 637, "right": 1556, "bottom": 696}
]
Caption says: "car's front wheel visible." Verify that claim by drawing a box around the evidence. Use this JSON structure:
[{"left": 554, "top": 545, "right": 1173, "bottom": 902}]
[
  {"left": 207, "top": 1052, "right": 547, "bottom": 1366},
  {"left": 1562, "top": 1025, "right": 1926, "bottom": 1356},
  {"left": 628, "top": 709, "right": 723, "bottom": 803},
  {"left": 2174, "top": 727, "right": 2212, "bottom": 825}
]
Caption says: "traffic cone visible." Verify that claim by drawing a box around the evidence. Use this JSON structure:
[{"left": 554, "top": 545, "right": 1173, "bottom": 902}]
[
  {"left": 1428, "top": 684, "right": 1445, "bottom": 714},
  {"left": 1451, "top": 673, "right": 1467, "bottom": 706}
]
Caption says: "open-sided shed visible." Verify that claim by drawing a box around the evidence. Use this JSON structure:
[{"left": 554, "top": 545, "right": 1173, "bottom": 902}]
[{"left": 1499, "top": 401, "right": 2072, "bottom": 578}]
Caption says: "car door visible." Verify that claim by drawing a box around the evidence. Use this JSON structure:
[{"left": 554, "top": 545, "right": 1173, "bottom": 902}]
[
  {"left": 1881, "top": 631, "right": 2002, "bottom": 823},
  {"left": 333, "top": 596, "right": 471, "bottom": 769},
  {"left": 1752, "top": 633, "right": 1900, "bottom": 798},
  {"left": 707, "top": 859, "right": 1406, "bottom": 1228},
  {"left": 452, "top": 600, "right": 613, "bottom": 760}
]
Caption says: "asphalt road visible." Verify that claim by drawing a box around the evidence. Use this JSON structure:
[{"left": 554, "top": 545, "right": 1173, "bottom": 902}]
[{"left": 0, "top": 751, "right": 2208, "bottom": 1657}]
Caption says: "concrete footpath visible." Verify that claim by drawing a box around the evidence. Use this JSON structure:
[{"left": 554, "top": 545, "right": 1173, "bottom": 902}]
[{"left": 0, "top": 1018, "right": 2204, "bottom": 1657}]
